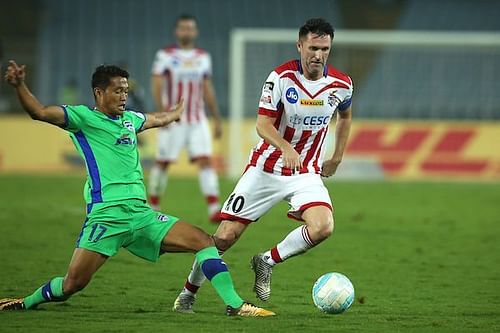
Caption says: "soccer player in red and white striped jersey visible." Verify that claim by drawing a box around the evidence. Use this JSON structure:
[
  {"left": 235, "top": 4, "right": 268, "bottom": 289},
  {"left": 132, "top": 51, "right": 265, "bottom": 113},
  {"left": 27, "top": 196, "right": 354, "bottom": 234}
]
[
  {"left": 148, "top": 15, "right": 222, "bottom": 223},
  {"left": 173, "top": 18, "right": 353, "bottom": 312}
]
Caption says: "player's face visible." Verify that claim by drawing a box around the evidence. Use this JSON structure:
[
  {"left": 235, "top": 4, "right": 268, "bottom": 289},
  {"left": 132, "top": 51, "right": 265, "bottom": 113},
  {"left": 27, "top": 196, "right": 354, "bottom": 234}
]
[
  {"left": 96, "top": 77, "right": 128, "bottom": 116},
  {"left": 297, "top": 33, "right": 332, "bottom": 80},
  {"left": 175, "top": 19, "right": 198, "bottom": 46}
]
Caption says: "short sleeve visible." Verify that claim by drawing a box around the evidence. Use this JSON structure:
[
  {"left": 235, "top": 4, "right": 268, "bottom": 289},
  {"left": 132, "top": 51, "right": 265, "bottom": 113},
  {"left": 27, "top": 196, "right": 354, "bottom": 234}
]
[
  {"left": 151, "top": 50, "right": 167, "bottom": 76},
  {"left": 337, "top": 76, "right": 354, "bottom": 112},
  {"left": 61, "top": 105, "right": 86, "bottom": 132},
  {"left": 203, "top": 54, "right": 213, "bottom": 78},
  {"left": 127, "top": 111, "right": 147, "bottom": 132},
  {"left": 258, "top": 71, "right": 282, "bottom": 117}
]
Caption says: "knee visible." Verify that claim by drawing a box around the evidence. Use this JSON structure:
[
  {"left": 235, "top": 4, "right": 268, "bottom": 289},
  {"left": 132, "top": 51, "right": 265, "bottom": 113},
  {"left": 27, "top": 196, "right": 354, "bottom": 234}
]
[
  {"left": 195, "top": 157, "right": 212, "bottom": 169},
  {"left": 198, "top": 233, "right": 215, "bottom": 249},
  {"left": 308, "top": 216, "right": 334, "bottom": 243},
  {"left": 156, "top": 161, "right": 170, "bottom": 170},
  {"left": 213, "top": 229, "right": 238, "bottom": 252},
  {"left": 63, "top": 274, "right": 91, "bottom": 295}
]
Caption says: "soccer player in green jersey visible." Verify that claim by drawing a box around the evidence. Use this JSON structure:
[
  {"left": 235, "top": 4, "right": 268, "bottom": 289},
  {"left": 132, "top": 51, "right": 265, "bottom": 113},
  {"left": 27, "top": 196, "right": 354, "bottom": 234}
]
[{"left": 1, "top": 60, "right": 274, "bottom": 317}]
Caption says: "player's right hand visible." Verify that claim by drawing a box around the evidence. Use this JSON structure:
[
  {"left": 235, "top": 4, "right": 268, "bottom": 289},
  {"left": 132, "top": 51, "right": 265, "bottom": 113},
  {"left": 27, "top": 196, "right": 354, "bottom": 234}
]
[
  {"left": 282, "top": 145, "right": 302, "bottom": 171},
  {"left": 4, "top": 60, "right": 26, "bottom": 87}
]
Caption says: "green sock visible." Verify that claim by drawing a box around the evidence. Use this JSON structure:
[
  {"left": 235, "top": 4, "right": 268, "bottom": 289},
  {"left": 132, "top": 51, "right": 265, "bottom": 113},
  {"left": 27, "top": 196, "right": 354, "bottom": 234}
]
[
  {"left": 196, "top": 247, "right": 244, "bottom": 309},
  {"left": 23, "top": 277, "right": 68, "bottom": 309}
]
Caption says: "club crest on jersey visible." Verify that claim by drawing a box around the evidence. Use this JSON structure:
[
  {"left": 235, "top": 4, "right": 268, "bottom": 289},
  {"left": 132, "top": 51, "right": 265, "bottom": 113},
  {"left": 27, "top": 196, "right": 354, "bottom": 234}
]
[
  {"left": 290, "top": 114, "right": 302, "bottom": 126},
  {"left": 328, "top": 90, "right": 341, "bottom": 108},
  {"left": 300, "top": 99, "right": 324, "bottom": 106},
  {"left": 123, "top": 120, "right": 135, "bottom": 132},
  {"left": 157, "top": 214, "right": 168, "bottom": 222},
  {"left": 115, "top": 134, "right": 135, "bottom": 146},
  {"left": 285, "top": 87, "right": 299, "bottom": 104}
]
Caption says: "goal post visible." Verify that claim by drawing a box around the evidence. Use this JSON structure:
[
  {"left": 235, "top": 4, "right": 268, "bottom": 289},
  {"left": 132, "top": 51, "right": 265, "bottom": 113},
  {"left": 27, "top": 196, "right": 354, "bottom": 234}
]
[{"left": 228, "top": 29, "right": 500, "bottom": 178}]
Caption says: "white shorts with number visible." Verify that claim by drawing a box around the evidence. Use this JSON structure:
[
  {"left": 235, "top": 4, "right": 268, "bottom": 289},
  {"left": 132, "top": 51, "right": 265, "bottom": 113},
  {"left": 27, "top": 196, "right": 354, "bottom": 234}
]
[
  {"left": 156, "top": 119, "right": 212, "bottom": 162},
  {"left": 220, "top": 166, "right": 333, "bottom": 224}
]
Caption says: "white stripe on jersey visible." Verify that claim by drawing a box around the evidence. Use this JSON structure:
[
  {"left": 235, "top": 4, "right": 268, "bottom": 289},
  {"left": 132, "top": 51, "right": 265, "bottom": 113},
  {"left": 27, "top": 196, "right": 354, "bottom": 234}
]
[{"left": 151, "top": 46, "right": 211, "bottom": 124}]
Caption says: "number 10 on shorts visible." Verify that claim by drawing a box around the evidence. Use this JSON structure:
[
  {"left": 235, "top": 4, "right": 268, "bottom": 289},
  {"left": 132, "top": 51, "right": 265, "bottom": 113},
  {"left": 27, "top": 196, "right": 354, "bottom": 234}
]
[{"left": 225, "top": 193, "right": 245, "bottom": 213}]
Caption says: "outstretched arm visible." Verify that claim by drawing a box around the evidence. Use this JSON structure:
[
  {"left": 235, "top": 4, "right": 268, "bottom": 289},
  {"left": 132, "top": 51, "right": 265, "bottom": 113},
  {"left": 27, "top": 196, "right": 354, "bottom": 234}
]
[
  {"left": 321, "top": 106, "right": 352, "bottom": 177},
  {"left": 4, "top": 60, "right": 66, "bottom": 127},
  {"left": 140, "top": 99, "right": 184, "bottom": 131},
  {"left": 203, "top": 77, "right": 222, "bottom": 139}
]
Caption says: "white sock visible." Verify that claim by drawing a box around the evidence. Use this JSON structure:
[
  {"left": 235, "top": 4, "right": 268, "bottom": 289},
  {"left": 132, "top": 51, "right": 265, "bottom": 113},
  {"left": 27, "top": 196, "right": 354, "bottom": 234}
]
[
  {"left": 263, "top": 226, "right": 315, "bottom": 266},
  {"left": 182, "top": 260, "right": 207, "bottom": 295},
  {"left": 198, "top": 167, "right": 220, "bottom": 214},
  {"left": 148, "top": 164, "right": 168, "bottom": 209}
]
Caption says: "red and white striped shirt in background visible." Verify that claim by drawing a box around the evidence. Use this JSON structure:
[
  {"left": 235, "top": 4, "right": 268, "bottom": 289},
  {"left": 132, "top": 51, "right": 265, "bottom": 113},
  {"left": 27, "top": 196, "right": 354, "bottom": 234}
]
[
  {"left": 151, "top": 45, "right": 211, "bottom": 124},
  {"left": 249, "top": 59, "right": 353, "bottom": 176}
]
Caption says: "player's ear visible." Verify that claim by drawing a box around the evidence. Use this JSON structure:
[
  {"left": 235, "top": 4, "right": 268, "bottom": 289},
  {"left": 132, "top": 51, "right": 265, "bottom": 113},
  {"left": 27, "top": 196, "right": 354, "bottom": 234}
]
[
  {"left": 296, "top": 40, "right": 301, "bottom": 53},
  {"left": 93, "top": 87, "right": 102, "bottom": 100}
]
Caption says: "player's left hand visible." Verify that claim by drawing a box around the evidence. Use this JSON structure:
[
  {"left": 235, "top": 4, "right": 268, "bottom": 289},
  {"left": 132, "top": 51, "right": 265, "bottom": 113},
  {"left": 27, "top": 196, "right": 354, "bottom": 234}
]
[
  {"left": 213, "top": 120, "right": 223, "bottom": 139},
  {"left": 168, "top": 98, "right": 184, "bottom": 122},
  {"left": 321, "top": 158, "right": 342, "bottom": 177}
]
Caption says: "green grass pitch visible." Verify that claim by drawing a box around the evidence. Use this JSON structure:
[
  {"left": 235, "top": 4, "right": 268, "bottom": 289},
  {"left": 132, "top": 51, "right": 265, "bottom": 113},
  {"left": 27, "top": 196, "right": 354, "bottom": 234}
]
[{"left": 0, "top": 174, "right": 499, "bottom": 332}]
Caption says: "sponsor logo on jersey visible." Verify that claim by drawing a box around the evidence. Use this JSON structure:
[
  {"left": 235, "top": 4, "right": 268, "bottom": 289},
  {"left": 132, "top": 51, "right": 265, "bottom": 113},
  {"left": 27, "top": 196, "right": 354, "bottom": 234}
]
[
  {"left": 123, "top": 120, "right": 135, "bottom": 132},
  {"left": 285, "top": 87, "right": 299, "bottom": 104},
  {"left": 263, "top": 81, "right": 274, "bottom": 92},
  {"left": 328, "top": 90, "right": 341, "bottom": 107},
  {"left": 179, "top": 72, "right": 202, "bottom": 81},
  {"left": 289, "top": 114, "right": 331, "bottom": 127},
  {"left": 304, "top": 115, "right": 331, "bottom": 125},
  {"left": 300, "top": 99, "right": 324, "bottom": 106},
  {"left": 115, "top": 134, "right": 135, "bottom": 146},
  {"left": 181, "top": 59, "right": 201, "bottom": 68}
]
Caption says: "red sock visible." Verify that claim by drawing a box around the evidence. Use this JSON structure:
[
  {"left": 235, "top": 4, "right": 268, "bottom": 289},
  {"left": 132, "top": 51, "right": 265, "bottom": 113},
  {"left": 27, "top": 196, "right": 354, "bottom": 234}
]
[
  {"left": 206, "top": 195, "right": 219, "bottom": 205},
  {"left": 270, "top": 246, "right": 283, "bottom": 264},
  {"left": 150, "top": 195, "right": 160, "bottom": 206},
  {"left": 184, "top": 280, "right": 200, "bottom": 294}
]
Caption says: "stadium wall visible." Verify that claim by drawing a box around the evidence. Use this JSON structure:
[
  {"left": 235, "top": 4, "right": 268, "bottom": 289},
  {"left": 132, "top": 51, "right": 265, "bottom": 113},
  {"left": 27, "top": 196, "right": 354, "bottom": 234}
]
[{"left": 0, "top": 117, "right": 499, "bottom": 181}]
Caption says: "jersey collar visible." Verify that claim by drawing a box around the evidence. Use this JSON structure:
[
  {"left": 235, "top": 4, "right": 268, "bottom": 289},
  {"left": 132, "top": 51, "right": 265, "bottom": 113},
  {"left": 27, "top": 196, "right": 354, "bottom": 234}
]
[{"left": 92, "top": 106, "right": 120, "bottom": 120}]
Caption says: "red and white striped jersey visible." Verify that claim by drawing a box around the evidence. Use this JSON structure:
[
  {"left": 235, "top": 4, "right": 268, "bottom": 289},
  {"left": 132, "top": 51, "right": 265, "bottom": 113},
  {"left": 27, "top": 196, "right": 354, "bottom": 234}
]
[
  {"left": 248, "top": 59, "right": 353, "bottom": 176},
  {"left": 151, "top": 45, "right": 211, "bottom": 124}
]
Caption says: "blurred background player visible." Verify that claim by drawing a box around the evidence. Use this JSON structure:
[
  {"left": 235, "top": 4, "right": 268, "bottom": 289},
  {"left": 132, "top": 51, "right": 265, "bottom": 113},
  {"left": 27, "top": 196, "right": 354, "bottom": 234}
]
[
  {"left": 172, "top": 18, "right": 353, "bottom": 312},
  {"left": 148, "top": 14, "right": 223, "bottom": 223}
]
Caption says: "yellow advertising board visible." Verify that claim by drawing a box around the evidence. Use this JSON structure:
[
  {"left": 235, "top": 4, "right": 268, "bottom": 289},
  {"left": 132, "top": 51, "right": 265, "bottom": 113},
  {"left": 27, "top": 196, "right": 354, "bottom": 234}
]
[
  {"left": 0, "top": 116, "right": 226, "bottom": 175},
  {"left": 0, "top": 116, "right": 499, "bottom": 181},
  {"left": 346, "top": 121, "right": 500, "bottom": 181}
]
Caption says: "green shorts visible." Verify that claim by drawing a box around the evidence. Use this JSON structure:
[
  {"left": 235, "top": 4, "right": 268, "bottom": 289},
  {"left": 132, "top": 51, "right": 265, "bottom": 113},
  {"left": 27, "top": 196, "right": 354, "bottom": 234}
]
[{"left": 76, "top": 199, "right": 178, "bottom": 262}]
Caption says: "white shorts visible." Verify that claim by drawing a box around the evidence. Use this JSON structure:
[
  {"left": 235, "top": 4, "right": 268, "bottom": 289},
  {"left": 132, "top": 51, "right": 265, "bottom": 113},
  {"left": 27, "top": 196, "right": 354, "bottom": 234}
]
[
  {"left": 156, "top": 120, "right": 212, "bottom": 162},
  {"left": 220, "top": 166, "right": 333, "bottom": 224}
]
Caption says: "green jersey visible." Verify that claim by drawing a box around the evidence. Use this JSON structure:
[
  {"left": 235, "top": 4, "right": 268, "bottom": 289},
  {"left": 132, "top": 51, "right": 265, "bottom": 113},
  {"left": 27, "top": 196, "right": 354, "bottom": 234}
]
[{"left": 61, "top": 105, "right": 147, "bottom": 205}]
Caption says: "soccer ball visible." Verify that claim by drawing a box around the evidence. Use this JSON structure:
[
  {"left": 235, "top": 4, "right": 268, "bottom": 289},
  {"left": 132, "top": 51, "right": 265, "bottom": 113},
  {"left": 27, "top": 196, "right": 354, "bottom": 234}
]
[{"left": 312, "top": 272, "right": 355, "bottom": 314}]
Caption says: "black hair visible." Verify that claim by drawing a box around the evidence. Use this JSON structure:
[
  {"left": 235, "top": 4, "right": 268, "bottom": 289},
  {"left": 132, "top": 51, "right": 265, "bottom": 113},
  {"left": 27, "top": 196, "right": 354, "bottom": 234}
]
[
  {"left": 175, "top": 14, "right": 197, "bottom": 26},
  {"left": 299, "top": 18, "right": 334, "bottom": 40},
  {"left": 91, "top": 65, "right": 129, "bottom": 93}
]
